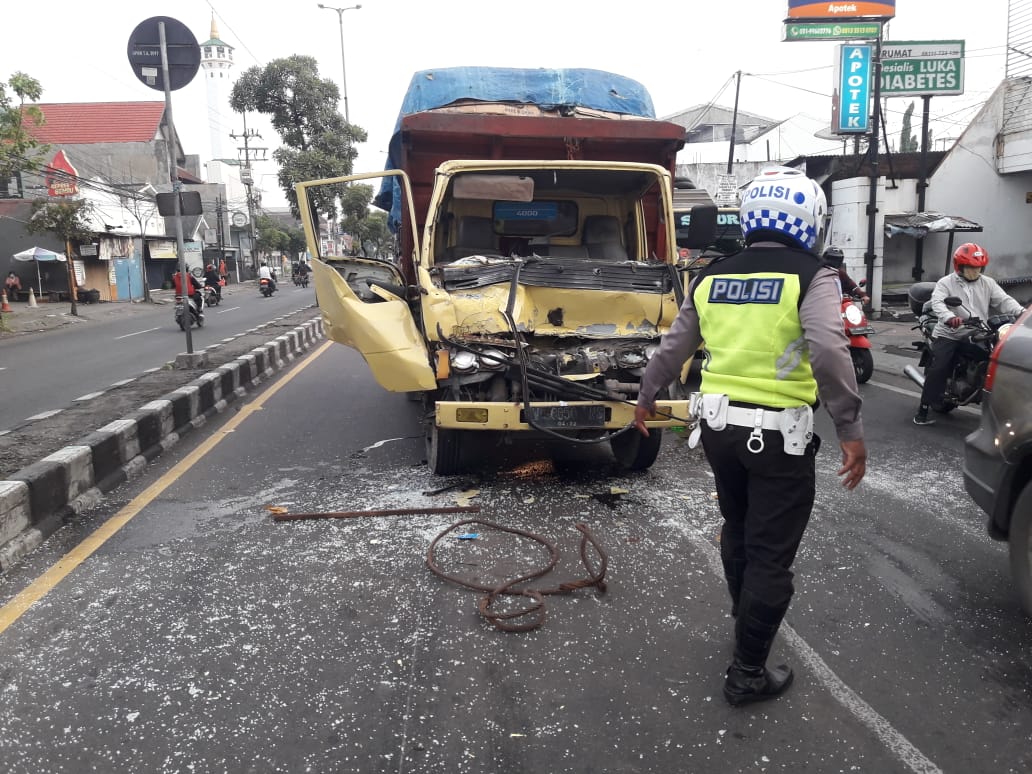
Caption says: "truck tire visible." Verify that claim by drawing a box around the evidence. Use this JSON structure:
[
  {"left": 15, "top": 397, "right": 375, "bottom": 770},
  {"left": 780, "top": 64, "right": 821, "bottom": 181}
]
[
  {"left": 1008, "top": 482, "right": 1032, "bottom": 618},
  {"left": 611, "top": 427, "right": 662, "bottom": 471},
  {"left": 426, "top": 424, "right": 462, "bottom": 475}
]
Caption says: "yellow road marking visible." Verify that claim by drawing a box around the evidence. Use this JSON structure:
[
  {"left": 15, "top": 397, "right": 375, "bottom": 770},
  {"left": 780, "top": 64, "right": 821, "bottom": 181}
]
[{"left": 0, "top": 340, "right": 334, "bottom": 635}]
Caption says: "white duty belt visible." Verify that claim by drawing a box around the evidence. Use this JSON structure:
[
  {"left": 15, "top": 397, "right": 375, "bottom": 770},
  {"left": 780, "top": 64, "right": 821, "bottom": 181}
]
[{"left": 688, "top": 393, "right": 814, "bottom": 455}]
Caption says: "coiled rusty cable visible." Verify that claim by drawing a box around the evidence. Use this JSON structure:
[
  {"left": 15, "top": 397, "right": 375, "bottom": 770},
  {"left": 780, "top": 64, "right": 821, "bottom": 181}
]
[{"left": 426, "top": 518, "right": 607, "bottom": 632}]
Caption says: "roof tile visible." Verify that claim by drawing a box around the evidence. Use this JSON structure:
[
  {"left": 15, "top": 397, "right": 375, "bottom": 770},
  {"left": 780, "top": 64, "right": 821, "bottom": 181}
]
[{"left": 23, "top": 102, "right": 167, "bottom": 144}]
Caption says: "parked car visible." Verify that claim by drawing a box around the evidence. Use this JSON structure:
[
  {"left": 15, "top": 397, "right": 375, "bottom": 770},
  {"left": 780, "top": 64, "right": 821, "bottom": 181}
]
[{"left": 963, "top": 302, "right": 1032, "bottom": 616}]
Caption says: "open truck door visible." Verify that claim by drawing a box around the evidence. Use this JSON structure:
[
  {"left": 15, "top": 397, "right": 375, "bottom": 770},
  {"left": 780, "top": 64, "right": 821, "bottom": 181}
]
[{"left": 296, "top": 171, "right": 437, "bottom": 392}]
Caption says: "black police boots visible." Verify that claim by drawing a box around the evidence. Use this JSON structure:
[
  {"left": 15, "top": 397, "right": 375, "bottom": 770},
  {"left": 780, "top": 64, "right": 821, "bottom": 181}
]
[{"left": 723, "top": 589, "right": 793, "bottom": 706}]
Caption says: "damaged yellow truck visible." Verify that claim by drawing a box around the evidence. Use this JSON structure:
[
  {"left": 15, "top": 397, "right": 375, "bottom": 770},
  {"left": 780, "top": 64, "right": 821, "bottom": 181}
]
[{"left": 296, "top": 67, "right": 715, "bottom": 474}]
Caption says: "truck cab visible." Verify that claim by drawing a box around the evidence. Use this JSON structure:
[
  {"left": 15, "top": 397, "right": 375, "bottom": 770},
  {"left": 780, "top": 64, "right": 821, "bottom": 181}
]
[{"left": 295, "top": 68, "right": 716, "bottom": 474}]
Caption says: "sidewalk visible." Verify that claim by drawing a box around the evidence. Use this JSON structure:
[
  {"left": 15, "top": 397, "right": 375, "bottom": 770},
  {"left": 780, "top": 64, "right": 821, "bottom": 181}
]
[{"left": 0, "top": 286, "right": 227, "bottom": 338}]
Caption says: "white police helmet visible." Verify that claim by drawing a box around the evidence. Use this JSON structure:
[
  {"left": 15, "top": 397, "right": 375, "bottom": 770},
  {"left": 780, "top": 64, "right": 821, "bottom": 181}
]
[{"left": 740, "top": 166, "right": 828, "bottom": 252}]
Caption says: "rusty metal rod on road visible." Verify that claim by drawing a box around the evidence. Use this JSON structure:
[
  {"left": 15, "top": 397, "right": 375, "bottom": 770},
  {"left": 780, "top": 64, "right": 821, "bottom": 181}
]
[{"left": 273, "top": 505, "right": 481, "bottom": 521}]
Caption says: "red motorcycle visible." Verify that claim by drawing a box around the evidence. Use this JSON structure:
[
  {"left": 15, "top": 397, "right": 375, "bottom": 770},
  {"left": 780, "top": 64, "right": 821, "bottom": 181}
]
[{"left": 841, "top": 287, "right": 875, "bottom": 383}]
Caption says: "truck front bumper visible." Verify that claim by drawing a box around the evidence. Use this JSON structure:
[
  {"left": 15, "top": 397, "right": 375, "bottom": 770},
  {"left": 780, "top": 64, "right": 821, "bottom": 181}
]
[{"left": 435, "top": 400, "right": 690, "bottom": 431}]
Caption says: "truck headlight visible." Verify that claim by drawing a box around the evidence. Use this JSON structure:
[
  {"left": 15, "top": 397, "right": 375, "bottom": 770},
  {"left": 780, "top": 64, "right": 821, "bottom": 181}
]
[{"left": 450, "top": 350, "right": 478, "bottom": 374}]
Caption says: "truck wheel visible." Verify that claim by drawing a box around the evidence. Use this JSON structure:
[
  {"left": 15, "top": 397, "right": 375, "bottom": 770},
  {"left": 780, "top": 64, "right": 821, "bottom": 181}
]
[
  {"left": 851, "top": 348, "right": 874, "bottom": 384},
  {"left": 426, "top": 424, "right": 462, "bottom": 475},
  {"left": 611, "top": 427, "right": 662, "bottom": 471},
  {"left": 1008, "top": 482, "right": 1032, "bottom": 618}
]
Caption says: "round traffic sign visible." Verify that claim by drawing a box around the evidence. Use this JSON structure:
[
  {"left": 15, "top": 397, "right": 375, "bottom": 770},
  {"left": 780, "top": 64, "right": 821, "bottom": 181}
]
[{"left": 127, "top": 16, "right": 201, "bottom": 92}]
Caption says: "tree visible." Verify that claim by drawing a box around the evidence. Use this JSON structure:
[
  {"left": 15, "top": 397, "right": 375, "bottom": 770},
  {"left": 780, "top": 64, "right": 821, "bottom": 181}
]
[
  {"left": 900, "top": 101, "right": 919, "bottom": 153},
  {"left": 26, "top": 199, "right": 95, "bottom": 316},
  {"left": 353, "top": 210, "right": 393, "bottom": 260},
  {"left": 0, "top": 72, "right": 47, "bottom": 196},
  {"left": 254, "top": 214, "right": 306, "bottom": 263},
  {"left": 229, "top": 55, "right": 368, "bottom": 219}
]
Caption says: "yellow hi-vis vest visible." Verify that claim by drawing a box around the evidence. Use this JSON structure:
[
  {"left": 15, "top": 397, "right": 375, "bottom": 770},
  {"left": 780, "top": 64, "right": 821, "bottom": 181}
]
[{"left": 693, "top": 248, "right": 820, "bottom": 408}]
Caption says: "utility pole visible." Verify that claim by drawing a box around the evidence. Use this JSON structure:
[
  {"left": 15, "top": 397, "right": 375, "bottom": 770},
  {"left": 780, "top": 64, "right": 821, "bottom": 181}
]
[
  {"left": 230, "top": 113, "right": 266, "bottom": 277},
  {"left": 726, "top": 70, "right": 742, "bottom": 175},
  {"left": 215, "top": 195, "right": 226, "bottom": 276}
]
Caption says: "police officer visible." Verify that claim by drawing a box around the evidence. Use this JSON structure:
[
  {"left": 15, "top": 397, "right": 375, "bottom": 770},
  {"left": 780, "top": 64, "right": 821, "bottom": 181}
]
[{"left": 633, "top": 166, "right": 866, "bottom": 706}]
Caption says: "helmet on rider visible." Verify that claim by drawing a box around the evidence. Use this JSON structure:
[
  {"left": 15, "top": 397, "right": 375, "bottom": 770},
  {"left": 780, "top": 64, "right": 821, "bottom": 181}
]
[
  {"left": 740, "top": 166, "right": 828, "bottom": 253},
  {"left": 822, "top": 246, "right": 844, "bottom": 269},
  {"left": 953, "top": 242, "right": 988, "bottom": 282}
]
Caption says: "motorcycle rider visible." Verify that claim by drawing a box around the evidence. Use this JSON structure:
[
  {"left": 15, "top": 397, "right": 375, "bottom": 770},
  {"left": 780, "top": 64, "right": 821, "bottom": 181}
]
[
  {"left": 913, "top": 243, "right": 1024, "bottom": 425},
  {"left": 822, "top": 247, "right": 870, "bottom": 306},
  {"left": 203, "top": 263, "right": 222, "bottom": 303},
  {"left": 258, "top": 260, "right": 276, "bottom": 294},
  {"left": 172, "top": 268, "right": 203, "bottom": 320},
  {"left": 633, "top": 166, "right": 866, "bottom": 706}
]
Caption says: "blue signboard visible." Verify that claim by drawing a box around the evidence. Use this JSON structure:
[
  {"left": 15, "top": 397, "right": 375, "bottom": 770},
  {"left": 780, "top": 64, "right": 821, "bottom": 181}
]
[{"left": 836, "top": 44, "right": 872, "bottom": 134}]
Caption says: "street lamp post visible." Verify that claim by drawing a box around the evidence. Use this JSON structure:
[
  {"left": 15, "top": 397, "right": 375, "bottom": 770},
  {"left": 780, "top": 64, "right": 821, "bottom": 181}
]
[{"left": 317, "top": 3, "right": 362, "bottom": 125}]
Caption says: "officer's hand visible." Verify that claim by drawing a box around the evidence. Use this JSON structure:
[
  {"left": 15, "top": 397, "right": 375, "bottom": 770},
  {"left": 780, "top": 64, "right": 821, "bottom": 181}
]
[
  {"left": 633, "top": 404, "right": 654, "bottom": 438},
  {"left": 947, "top": 316, "right": 964, "bottom": 329},
  {"left": 837, "top": 439, "right": 867, "bottom": 490}
]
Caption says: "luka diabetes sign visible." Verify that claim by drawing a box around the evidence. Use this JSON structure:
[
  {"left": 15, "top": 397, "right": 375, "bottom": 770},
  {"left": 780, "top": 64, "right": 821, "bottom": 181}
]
[{"left": 880, "top": 41, "right": 965, "bottom": 97}]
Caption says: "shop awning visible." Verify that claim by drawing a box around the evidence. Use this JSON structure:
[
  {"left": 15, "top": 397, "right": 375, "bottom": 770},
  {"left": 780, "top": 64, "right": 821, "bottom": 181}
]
[{"left": 883, "top": 212, "right": 982, "bottom": 239}]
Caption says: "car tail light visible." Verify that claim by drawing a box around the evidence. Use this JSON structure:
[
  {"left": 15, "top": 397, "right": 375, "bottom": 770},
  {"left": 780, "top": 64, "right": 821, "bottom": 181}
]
[{"left": 984, "top": 304, "right": 1032, "bottom": 391}]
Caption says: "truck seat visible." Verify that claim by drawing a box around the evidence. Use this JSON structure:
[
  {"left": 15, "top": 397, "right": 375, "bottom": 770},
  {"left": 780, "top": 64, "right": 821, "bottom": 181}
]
[
  {"left": 583, "top": 215, "right": 627, "bottom": 260},
  {"left": 442, "top": 216, "right": 499, "bottom": 262}
]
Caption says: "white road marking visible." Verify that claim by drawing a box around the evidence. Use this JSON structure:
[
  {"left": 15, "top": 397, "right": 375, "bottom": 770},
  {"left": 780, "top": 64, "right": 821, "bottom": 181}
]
[
  {"left": 114, "top": 327, "right": 161, "bottom": 339},
  {"left": 25, "top": 409, "right": 63, "bottom": 421},
  {"left": 866, "top": 379, "right": 980, "bottom": 416},
  {"left": 109, "top": 379, "right": 135, "bottom": 387},
  {"left": 73, "top": 392, "right": 106, "bottom": 402},
  {"left": 216, "top": 306, "right": 242, "bottom": 314},
  {"left": 671, "top": 518, "right": 943, "bottom": 774}
]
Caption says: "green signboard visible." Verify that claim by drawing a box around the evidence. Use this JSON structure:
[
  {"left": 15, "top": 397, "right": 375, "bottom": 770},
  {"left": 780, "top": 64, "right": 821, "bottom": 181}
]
[
  {"left": 784, "top": 21, "right": 881, "bottom": 41},
  {"left": 880, "top": 40, "right": 965, "bottom": 97}
]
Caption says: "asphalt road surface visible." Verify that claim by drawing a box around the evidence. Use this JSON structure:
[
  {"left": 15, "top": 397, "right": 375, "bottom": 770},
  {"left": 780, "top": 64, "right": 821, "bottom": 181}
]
[
  {"left": 0, "top": 283, "right": 313, "bottom": 432},
  {"left": 0, "top": 343, "right": 1029, "bottom": 773}
]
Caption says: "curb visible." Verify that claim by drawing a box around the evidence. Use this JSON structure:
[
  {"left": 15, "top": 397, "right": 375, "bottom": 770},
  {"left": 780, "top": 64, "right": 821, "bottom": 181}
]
[{"left": 0, "top": 316, "right": 325, "bottom": 573}]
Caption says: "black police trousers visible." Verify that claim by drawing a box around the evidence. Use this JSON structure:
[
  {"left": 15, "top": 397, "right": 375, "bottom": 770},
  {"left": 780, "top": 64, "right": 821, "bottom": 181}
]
[{"left": 700, "top": 422, "right": 817, "bottom": 612}]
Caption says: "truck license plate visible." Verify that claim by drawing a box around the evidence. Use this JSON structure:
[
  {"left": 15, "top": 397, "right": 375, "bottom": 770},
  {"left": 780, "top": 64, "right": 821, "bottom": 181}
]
[{"left": 526, "top": 405, "right": 607, "bottom": 429}]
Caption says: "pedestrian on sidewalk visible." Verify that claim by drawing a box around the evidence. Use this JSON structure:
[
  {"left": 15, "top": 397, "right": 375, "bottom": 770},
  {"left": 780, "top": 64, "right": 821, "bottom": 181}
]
[
  {"left": 634, "top": 166, "right": 866, "bottom": 707},
  {"left": 5, "top": 271, "right": 22, "bottom": 298}
]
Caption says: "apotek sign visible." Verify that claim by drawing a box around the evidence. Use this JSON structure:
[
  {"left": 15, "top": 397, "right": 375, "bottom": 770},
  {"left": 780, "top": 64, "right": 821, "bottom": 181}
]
[
  {"left": 880, "top": 40, "right": 965, "bottom": 97},
  {"left": 834, "top": 45, "right": 872, "bottom": 134},
  {"left": 786, "top": 1, "right": 895, "bottom": 20}
]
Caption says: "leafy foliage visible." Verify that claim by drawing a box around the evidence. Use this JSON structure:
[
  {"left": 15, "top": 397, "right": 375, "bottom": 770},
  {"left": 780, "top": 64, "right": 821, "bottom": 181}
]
[
  {"left": 26, "top": 198, "right": 95, "bottom": 244},
  {"left": 351, "top": 209, "right": 393, "bottom": 260},
  {"left": 229, "top": 55, "right": 369, "bottom": 218},
  {"left": 255, "top": 213, "right": 306, "bottom": 260},
  {"left": 0, "top": 72, "right": 47, "bottom": 186}
]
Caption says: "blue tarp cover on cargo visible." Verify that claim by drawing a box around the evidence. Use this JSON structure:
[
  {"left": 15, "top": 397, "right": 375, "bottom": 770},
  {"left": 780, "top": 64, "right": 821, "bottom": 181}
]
[{"left": 375, "top": 67, "right": 657, "bottom": 232}]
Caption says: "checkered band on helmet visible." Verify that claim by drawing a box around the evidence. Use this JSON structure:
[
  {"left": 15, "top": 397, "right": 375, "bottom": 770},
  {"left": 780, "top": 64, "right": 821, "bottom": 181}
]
[
  {"left": 739, "top": 166, "right": 827, "bottom": 251},
  {"left": 741, "top": 209, "right": 816, "bottom": 248}
]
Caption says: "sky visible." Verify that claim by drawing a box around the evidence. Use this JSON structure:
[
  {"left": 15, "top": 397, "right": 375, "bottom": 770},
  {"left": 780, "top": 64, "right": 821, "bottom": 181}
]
[{"left": 3, "top": 0, "right": 1011, "bottom": 209}]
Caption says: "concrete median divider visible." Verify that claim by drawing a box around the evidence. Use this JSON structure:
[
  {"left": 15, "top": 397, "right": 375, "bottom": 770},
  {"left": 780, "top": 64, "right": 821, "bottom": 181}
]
[{"left": 0, "top": 316, "right": 325, "bottom": 573}]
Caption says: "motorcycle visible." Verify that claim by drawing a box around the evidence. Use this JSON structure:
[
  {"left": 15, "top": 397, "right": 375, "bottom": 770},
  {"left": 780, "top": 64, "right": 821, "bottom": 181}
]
[
  {"left": 259, "top": 277, "right": 276, "bottom": 297},
  {"left": 174, "top": 293, "right": 204, "bottom": 330},
  {"left": 298, "top": 271, "right": 309, "bottom": 288},
  {"left": 841, "top": 286, "right": 875, "bottom": 384},
  {"left": 202, "top": 279, "right": 220, "bottom": 308},
  {"left": 903, "top": 281, "right": 1016, "bottom": 411}
]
